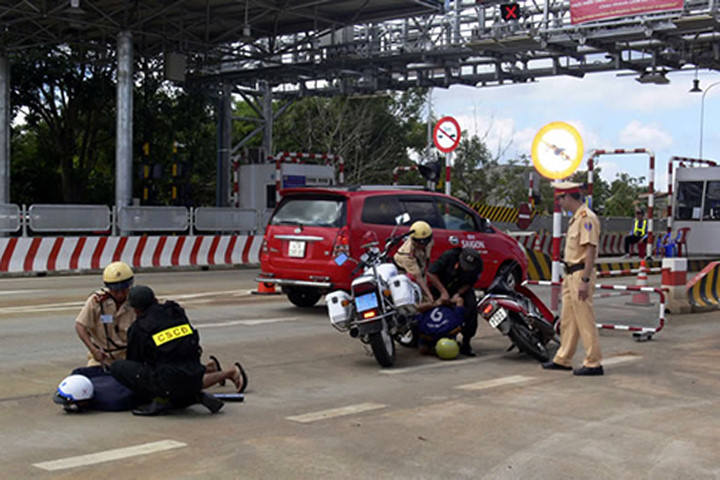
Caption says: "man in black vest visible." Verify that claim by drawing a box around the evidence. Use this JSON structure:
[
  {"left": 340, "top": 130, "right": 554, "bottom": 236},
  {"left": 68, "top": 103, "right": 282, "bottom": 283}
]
[
  {"left": 427, "top": 247, "right": 484, "bottom": 356},
  {"left": 111, "top": 285, "right": 223, "bottom": 415}
]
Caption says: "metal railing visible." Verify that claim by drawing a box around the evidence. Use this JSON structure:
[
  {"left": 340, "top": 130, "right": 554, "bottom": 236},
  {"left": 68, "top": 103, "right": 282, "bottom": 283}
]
[{"left": 0, "top": 204, "right": 262, "bottom": 236}]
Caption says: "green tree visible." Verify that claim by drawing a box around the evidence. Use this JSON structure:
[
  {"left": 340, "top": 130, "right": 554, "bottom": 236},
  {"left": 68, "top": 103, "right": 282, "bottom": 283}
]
[
  {"left": 11, "top": 46, "right": 116, "bottom": 203},
  {"left": 449, "top": 132, "right": 497, "bottom": 203},
  {"left": 602, "top": 172, "right": 647, "bottom": 216},
  {"left": 273, "top": 90, "right": 427, "bottom": 184}
]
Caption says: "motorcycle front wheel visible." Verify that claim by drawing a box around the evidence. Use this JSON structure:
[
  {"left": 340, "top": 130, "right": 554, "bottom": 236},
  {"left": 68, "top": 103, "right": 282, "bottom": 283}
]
[
  {"left": 508, "top": 320, "right": 550, "bottom": 363},
  {"left": 369, "top": 329, "right": 396, "bottom": 367}
]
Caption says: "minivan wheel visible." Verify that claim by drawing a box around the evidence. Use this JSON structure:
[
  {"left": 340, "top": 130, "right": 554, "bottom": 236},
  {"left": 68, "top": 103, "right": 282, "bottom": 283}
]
[
  {"left": 499, "top": 265, "right": 520, "bottom": 290},
  {"left": 287, "top": 287, "right": 322, "bottom": 308}
]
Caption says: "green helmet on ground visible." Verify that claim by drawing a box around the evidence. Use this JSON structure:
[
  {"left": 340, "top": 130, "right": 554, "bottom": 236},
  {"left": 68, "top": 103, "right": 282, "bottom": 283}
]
[{"left": 435, "top": 338, "right": 459, "bottom": 360}]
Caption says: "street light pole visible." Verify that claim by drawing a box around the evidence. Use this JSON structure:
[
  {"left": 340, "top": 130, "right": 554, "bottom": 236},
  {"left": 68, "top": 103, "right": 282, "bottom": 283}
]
[{"left": 698, "top": 80, "right": 720, "bottom": 159}]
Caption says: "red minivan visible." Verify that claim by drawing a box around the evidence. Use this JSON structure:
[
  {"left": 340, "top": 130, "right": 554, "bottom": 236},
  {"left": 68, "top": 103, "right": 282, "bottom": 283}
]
[{"left": 257, "top": 186, "right": 528, "bottom": 307}]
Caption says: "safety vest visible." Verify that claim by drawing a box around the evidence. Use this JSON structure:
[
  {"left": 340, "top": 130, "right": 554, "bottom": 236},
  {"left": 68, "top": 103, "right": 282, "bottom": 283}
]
[{"left": 632, "top": 219, "right": 647, "bottom": 236}]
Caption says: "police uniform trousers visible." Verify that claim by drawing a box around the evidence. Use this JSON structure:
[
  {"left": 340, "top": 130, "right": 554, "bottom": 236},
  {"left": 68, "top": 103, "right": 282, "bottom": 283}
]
[
  {"left": 553, "top": 272, "right": 602, "bottom": 368},
  {"left": 459, "top": 288, "right": 478, "bottom": 344},
  {"left": 111, "top": 360, "right": 203, "bottom": 408}
]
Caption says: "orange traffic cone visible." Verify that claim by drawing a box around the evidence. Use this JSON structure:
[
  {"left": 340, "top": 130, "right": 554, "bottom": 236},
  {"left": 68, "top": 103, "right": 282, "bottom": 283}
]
[
  {"left": 252, "top": 282, "right": 280, "bottom": 295},
  {"left": 629, "top": 260, "right": 652, "bottom": 306}
]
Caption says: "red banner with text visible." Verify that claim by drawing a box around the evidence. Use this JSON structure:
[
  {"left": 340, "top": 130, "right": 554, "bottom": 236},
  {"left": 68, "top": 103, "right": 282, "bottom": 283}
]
[{"left": 571, "top": 0, "right": 684, "bottom": 24}]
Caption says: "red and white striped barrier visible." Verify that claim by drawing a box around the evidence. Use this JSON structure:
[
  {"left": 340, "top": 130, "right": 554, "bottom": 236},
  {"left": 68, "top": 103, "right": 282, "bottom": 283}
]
[
  {"left": 392, "top": 165, "right": 419, "bottom": 185},
  {"left": 588, "top": 148, "right": 655, "bottom": 258},
  {"left": 525, "top": 279, "right": 666, "bottom": 336},
  {"left": 597, "top": 266, "right": 662, "bottom": 277},
  {"left": 0, "top": 235, "right": 263, "bottom": 274},
  {"left": 661, "top": 257, "right": 691, "bottom": 313}
]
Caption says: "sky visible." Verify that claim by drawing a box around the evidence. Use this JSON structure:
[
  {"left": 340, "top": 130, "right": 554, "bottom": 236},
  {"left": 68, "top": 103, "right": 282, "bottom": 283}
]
[{"left": 430, "top": 69, "right": 720, "bottom": 193}]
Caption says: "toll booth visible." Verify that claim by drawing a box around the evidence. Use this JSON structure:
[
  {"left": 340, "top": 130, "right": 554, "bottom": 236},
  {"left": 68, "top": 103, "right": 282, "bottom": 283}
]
[
  {"left": 238, "top": 162, "right": 335, "bottom": 212},
  {"left": 674, "top": 165, "right": 720, "bottom": 255}
]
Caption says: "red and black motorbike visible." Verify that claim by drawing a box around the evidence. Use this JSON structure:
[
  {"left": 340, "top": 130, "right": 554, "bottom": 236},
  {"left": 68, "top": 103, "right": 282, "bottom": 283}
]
[{"left": 477, "top": 261, "right": 559, "bottom": 362}]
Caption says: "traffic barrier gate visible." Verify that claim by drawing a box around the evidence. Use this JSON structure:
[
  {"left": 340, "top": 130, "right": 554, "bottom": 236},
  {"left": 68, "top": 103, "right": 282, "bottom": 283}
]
[
  {"left": 587, "top": 148, "right": 656, "bottom": 258},
  {"left": 524, "top": 279, "right": 666, "bottom": 340}
]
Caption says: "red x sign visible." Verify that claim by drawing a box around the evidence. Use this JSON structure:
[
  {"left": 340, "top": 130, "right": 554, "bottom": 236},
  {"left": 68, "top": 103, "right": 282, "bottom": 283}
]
[{"left": 501, "top": 3, "right": 519, "bottom": 20}]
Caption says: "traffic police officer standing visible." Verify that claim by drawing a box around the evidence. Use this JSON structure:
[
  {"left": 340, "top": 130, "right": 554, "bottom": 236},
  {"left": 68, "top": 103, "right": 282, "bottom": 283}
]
[{"left": 542, "top": 182, "right": 604, "bottom": 376}]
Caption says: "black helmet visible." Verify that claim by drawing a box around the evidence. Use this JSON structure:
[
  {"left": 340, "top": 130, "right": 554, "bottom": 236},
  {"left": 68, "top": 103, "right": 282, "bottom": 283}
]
[{"left": 129, "top": 285, "right": 157, "bottom": 310}]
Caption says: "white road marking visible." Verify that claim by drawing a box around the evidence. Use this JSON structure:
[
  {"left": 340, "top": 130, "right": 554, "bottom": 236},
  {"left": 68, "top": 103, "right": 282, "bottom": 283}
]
[
  {"left": 456, "top": 375, "right": 535, "bottom": 391},
  {"left": 33, "top": 440, "right": 186, "bottom": 471},
  {"left": 0, "top": 301, "right": 84, "bottom": 314},
  {"left": 198, "top": 317, "right": 298, "bottom": 328},
  {"left": 287, "top": 402, "right": 387, "bottom": 423},
  {"left": 0, "top": 289, "right": 263, "bottom": 315},
  {"left": 379, "top": 355, "right": 503, "bottom": 375},
  {"left": 603, "top": 354, "right": 642, "bottom": 366},
  {"left": 171, "top": 289, "right": 250, "bottom": 300},
  {"left": 0, "top": 289, "right": 48, "bottom": 295}
]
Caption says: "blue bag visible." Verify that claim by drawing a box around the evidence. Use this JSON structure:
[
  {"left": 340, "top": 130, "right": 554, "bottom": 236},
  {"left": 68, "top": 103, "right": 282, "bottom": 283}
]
[
  {"left": 417, "top": 306, "right": 465, "bottom": 342},
  {"left": 71, "top": 366, "right": 143, "bottom": 411}
]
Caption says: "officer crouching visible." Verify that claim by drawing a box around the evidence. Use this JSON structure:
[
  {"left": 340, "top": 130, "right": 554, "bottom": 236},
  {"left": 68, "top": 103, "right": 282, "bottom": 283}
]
[{"left": 111, "top": 285, "right": 223, "bottom": 415}]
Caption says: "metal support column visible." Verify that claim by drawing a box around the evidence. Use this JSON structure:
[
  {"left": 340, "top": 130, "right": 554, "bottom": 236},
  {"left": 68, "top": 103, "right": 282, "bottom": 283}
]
[
  {"left": 216, "top": 83, "right": 232, "bottom": 206},
  {"left": 115, "top": 31, "right": 133, "bottom": 234},
  {"left": 0, "top": 54, "right": 10, "bottom": 205},
  {"left": 261, "top": 81, "right": 273, "bottom": 159}
]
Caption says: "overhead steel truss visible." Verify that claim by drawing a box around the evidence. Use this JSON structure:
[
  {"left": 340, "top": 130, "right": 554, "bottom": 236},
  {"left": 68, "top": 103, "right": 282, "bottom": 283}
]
[
  {"left": 2, "top": 1, "right": 719, "bottom": 95},
  {"left": 194, "top": 0, "right": 720, "bottom": 96}
]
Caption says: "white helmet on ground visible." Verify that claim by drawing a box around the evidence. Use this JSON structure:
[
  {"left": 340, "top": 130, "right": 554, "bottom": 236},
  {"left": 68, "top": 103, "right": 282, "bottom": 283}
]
[{"left": 53, "top": 375, "right": 93, "bottom": 412}]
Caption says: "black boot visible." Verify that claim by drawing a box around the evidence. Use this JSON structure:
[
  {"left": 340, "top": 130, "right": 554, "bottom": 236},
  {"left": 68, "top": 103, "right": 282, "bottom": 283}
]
[
  {"left": 198, "top": 392, "right": 224, "bottom": 414},
  {"left": 459, "top": 342, "right": 476, "bottom": 357},
  {"left": 132, "top": 397, "right": 173, "bottom": 416}
]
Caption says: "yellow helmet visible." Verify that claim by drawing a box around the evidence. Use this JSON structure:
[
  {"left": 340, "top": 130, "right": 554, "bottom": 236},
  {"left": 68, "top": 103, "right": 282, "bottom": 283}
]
[
  {"left": 102, "top": 261, "right": 134, "bottom": 290},
  {"left": 435, "top": 338, "right": 459, "bottom": 360},
  {"left": 410, "top": 220, "right": 432, "bottom": 244}
]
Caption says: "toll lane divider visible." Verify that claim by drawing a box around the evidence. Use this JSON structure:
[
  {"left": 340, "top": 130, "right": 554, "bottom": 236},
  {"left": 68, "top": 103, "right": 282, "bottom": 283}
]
[
  {"left": 525, "top": 280, "right": 666, "bottom": 336},
  {"left": 511, "top": 231, "right": 631, "bottom": 257},
  {"left": 686, "top": 261, "right": 720, "bottom": 309},
  {"left": 0, "top": 235, "right": 263, "bottom": 274},
  {"left": 525, "top": 250, "right": 551, "bottom": 281}
]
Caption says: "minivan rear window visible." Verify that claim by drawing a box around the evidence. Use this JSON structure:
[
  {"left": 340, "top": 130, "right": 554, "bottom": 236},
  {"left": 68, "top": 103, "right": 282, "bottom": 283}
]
[
  {"left": 271, "top": 196, "right": 346, "bottom": 227},
  {"left": 361, "top": 195, "right": 442, "bottom": 228}
]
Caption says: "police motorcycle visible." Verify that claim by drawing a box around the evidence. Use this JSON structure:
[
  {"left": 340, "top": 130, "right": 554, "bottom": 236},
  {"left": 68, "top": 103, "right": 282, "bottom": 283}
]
[
  {"left": 326, "top": 215, "right": 422, "bottom": 368},
  {"left": 477, "top": 261, "right": 559, "bottom": 362}
]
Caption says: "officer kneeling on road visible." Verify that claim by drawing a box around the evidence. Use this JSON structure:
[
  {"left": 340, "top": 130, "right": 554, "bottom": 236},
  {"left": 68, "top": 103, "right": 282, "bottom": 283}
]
[{"left": 111, "top": 285, "right": 224, "bottom": 416}]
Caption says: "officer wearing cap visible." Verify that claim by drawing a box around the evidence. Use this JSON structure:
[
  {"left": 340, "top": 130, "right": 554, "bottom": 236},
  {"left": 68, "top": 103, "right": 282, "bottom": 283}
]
[
  {"left": 74, "top": 261, "right": 136, "bottom": 367},
  {"left": 111, "top": 285, "right": 224, "bottom": 415},
  {"left": 542, "top": 181, "right": 604, "bottom": 376},
  {"left": 427, "top": 247, "right": 484, "bottom": 356}
]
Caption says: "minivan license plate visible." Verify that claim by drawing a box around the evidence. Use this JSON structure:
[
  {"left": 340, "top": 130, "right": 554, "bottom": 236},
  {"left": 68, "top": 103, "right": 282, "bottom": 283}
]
[{"left": 288, "top": 240, "right": 306, "bottom": 258}]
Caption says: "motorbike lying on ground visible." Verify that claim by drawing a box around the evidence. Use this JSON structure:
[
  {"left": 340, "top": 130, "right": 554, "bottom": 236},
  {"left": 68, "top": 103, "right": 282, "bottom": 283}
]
[
  {"left": 476, "top": 261, "right": 559, "bottom": 362},
  {"left": 325, "top": 224, "right": 422, "bottom": 368}
]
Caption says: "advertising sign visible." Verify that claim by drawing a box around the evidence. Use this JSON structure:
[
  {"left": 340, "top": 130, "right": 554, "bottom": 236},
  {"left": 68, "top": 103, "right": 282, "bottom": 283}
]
[{"left": 571, "top": 0, "right": 684, "bottom": 24}]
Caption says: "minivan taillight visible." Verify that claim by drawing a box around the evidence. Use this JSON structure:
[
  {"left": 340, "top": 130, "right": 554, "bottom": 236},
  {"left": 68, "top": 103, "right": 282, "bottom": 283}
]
[
  {"left": 332, "top": 225, "right": 350, "bottom": 256},
  {"left": 260, "top": 233, "right": 269, "bottom": 260}
]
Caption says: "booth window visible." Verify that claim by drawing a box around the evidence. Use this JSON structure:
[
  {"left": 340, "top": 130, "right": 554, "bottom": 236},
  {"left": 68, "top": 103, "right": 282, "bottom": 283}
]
[
  {"left": 675, "top": 181, "right": 704, "bottom": 220},
  {"left": 704, "top": 181, "right": 720, "bottom": 221}
]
